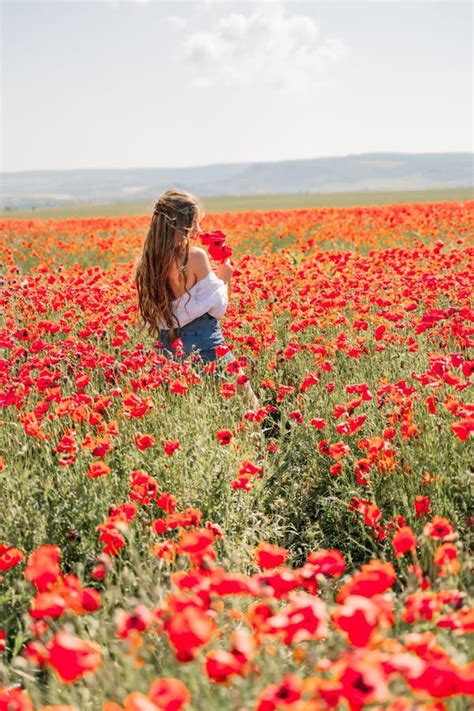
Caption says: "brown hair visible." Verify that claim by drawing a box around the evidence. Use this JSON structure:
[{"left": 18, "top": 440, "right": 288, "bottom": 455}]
[{"left": 133, "top": 188, "right": 203, "bottom": 343}]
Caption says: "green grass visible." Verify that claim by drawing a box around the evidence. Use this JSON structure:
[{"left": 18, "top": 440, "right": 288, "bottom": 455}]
[{"left": 1, "top": 186, "right": 472, "bottom": 220}]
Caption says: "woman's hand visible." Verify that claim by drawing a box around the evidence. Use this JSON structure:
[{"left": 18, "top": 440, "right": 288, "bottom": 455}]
[{"left": 214, "top": 258, "right": 233, "bottom": 285}]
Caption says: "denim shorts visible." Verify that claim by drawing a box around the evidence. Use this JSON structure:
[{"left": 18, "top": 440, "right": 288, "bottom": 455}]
[{"left": 156, "top": 313, "right": 236, "bottom": 377}]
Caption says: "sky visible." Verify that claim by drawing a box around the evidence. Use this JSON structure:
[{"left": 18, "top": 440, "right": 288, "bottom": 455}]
[{"left": 2, "top": 0, "right": 473, "bottom": 173}]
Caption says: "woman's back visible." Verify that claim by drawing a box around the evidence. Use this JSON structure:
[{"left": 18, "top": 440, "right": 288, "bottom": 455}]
[
  {"left": 166, "top": 248, "right": 199, "bottom": 300},
  {"left": 162, "top": 246, "right": 231, "bottom": 327}
]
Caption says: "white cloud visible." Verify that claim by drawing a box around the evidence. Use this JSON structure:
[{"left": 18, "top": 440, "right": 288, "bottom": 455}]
[
  {"left": 181, "top": 1, "right": 348, "bottom": 92},
  {"left": 167, "top": 15, "right": 188, "bottom": 29}
]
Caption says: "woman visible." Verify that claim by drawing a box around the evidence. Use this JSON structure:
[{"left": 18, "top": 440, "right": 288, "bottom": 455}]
[{"left": 134, "top": 188, "right": 259, "bottom": 410}]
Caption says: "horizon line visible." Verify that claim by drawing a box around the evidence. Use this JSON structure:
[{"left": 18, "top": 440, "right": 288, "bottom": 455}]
[{"left": 3, "top": 150, "right": 473, "bottom": 175}]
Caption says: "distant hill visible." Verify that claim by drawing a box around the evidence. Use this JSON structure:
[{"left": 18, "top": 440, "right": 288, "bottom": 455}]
[{"left": 1, "top": 152, "right": 472, "bottom": 210}]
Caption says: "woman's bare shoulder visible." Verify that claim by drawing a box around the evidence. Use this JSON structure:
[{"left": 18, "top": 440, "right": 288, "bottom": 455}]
[
  {"left": 189, "top": 245, "right": 207, "bottom": 259},
  {"left": 188, "top": 246, "right": 212, "bottom": 279}
]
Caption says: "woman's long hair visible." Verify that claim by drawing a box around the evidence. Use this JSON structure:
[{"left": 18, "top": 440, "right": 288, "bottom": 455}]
[{"left": 133, "top": 188, "right": 203, "bottom": 343}]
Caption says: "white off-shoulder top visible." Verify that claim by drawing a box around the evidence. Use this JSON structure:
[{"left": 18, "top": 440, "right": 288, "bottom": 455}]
[{"left": 157, "top": 271, "right": 229, "bottom": 329}]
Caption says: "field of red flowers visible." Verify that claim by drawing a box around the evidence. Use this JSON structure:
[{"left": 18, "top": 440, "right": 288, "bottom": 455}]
[{"left": 0, "top": 200, "right": 473, "bottom": 710}]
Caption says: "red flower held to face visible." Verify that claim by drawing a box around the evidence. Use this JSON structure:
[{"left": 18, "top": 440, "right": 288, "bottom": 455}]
[{"left": 199, "top": 230, "right": 233, "bottom": 263}]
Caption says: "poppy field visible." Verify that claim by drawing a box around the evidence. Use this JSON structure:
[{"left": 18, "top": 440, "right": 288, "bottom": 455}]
[{"left": 0, "top": 199, "right": 473, "bottom": 710}]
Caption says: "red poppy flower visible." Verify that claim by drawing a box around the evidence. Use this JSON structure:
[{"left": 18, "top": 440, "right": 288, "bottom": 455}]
[
  {"left": 254, "top": 542, "right": 288, "bottom": 570},
  {"left": 305, "top": 549, "right": 346, "bottom": 577},
  {"left": 55, "top": 433, "right": 77, "bottom": 454},
  {"left": 151, "top": 540, "right": 176, "bottom": 564},
  {"left": 96, "top": 522, "right": 126, "bottom": 557},
  {"left": 169, "top": 380, "right": 188, "bottom": 395},
  {"left": 129, "top": 469, "right": 158, "bottom": 506},
  {"left": 24, "top": 545, "right": 61, "bottom": 592},
  {"left": 47, "top": 631, "right": 101, "bottom": 683},
  {"left": 451, "top": 417, "right": 474, "bottom": 440},
  {"left": 392, "top": 526, "right": 417, "bottom": 557},
  {"left": 240, "top": 459, "right": 263, "bottom": 476},
  {"left": 337, "top": 560, "right": 396, "bottom": 602},
  {"left": 90, "top": 438, "right": 112, "bottom": 458},
  {"left": 164, "top": 606, "right": 216, "bottom": 662},
  {"left": 0, "top": 687, "right": 34, "bottom": 711},
  {"left": 0, "top": 543, "right": 24, "bottom": 572},
  {"left": 156, "top": 493, "right": 177, "bottom": 513},
  {"left": 216, "top": 429, "right": 233, "bottom": 445},
  {"left": 90, "top": 555, "right": 111, "bottom": 581},
  {"left": 199, "top": 230, "right": 233, "bottom": 262},
  {"left": 414, "top": 495, "right": 431, "bottom": 517},
  {"left": 433, "top": 543, "right": 460, "bottom": 576},
  {"left": 205, "top": 649, "right": 244, "bottom": 683},
  {"left": 332, "top": 595, "right": 381, "bottom": 647},
  {"left": 87, "top": 461, "right": 110, "bottom": 479},
  {"left": 423, "top": 517, "right": 456, "bottom": 541},
  {"left": 116, "top": 604, "right": 153, "bottom": 640},
  {"left": 29, "top": 592, "right": 66, "bottom": 621},
  {"left": 148, "top": 678, "right": 191, "bottom": 711},
  {"left": 310, "top": 418, "right": 327, "bottom": 430},
  {"left": 264, "top": 594, "right": 327, "bottom": 644},
  {"left": 133, "top": 433, "right": 155, "bottom": 451},
  {"left": 215, "top": 344, "right": 231, "bottom": 357},
  {"left": 255, "top": 675, "right": 303, "bottom": 711},
  {"left": 163, "top": 440, "right": 180, "bottom": 456},
  {"left": 177, "top": 529, "right": 215, "bottom": 558}
]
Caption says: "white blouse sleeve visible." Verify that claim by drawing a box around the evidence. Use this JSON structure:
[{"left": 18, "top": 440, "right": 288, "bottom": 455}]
[
  {"left": 155, "top": 272, "right": 228, "bottom": 329},
  {"left": 187, "top": 272, "right": 228, "bottom": 320}
]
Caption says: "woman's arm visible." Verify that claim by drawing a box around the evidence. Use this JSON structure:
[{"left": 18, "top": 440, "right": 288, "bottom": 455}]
[
  {"left": 190, "top": 247, "right": 233, "bottom": 285},
  {"left": 176, "top": 247, "right": 230, "bottom": 321},
  {"left": 214, "top": 258, "right": 233, "bottom": 285}
]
